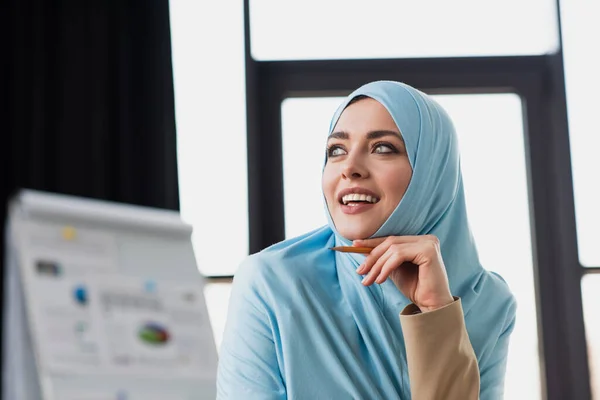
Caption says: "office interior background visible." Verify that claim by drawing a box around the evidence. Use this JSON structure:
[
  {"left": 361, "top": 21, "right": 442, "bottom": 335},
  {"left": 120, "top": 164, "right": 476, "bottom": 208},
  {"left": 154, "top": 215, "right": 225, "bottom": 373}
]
[{"left": 1, "top": 0, "right": 599, "bottom": 399}]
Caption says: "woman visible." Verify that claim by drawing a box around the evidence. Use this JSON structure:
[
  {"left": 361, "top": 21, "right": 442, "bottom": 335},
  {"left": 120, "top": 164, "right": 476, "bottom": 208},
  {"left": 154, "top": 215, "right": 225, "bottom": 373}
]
[{"left": 217, "top": 81, "right": 516, "bottom": 399}]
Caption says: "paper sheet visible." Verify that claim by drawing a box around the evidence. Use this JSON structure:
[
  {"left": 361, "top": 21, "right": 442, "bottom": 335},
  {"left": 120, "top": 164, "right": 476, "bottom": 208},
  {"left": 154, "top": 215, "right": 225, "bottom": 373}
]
[
  {"left": 24, "top": 270, "right": 215, "bottom": 379},
  {"left": 95, "top": 277, "right": 215, "bottom": 378},
  {"left": 22, "top": 222, "right": 119, "bottom": 277}
]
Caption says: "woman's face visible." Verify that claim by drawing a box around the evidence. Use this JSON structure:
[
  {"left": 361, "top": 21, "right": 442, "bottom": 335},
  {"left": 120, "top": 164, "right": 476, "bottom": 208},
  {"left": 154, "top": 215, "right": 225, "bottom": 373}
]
[{"left": 322, "top": 97, "right": 413, "bottom": 240}]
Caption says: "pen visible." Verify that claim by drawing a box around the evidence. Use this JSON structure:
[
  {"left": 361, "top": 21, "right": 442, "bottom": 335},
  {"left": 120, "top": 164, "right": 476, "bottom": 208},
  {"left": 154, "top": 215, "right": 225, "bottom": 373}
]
[{"left": 330, "top": 246, "right": 373, "bottom": 254}]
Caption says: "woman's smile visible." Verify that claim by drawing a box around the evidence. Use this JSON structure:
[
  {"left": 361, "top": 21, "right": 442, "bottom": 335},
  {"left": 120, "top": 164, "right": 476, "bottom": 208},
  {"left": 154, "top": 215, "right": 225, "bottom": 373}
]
[{"left": 337, "top": 186, "right": 380, "bottom": 214}]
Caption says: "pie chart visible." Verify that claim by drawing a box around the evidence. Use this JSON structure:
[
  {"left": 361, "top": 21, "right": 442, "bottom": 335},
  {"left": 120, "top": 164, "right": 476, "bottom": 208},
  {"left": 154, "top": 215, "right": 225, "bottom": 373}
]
[{"left": 138, "top": 322, "right": 170, "bottom": 345}]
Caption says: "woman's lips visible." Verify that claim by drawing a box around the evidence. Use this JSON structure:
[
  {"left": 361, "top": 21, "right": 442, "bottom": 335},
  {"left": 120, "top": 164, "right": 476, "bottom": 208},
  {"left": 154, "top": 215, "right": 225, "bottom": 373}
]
[{"left": 340, "top": 202, "right": 376, "bottom": 215}]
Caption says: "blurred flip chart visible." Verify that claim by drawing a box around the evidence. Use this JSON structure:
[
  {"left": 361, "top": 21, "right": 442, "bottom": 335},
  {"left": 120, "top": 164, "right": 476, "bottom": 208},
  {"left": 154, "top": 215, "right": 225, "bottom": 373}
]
[{"left": 3, "top": 190, "right": 217, "bottom": 400}]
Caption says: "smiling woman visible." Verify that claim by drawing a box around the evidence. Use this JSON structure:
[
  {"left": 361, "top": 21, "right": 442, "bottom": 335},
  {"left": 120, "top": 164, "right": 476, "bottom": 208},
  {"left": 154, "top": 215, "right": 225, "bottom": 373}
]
[{"left": 217, "top": 81, "right": 516, "bottom": 400}]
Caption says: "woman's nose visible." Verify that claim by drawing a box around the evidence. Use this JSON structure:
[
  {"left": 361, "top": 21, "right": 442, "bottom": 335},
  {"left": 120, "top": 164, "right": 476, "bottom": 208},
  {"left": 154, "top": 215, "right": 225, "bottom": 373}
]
[{"left": 341, "top": 156, "right": 369, "bottom": 179}]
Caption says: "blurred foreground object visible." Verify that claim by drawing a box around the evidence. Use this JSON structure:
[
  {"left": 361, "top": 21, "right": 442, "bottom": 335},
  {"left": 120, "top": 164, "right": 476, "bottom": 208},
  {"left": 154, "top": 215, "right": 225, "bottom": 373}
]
[{"left": 2, "top": 189, "right": 217, "bottom": 400}]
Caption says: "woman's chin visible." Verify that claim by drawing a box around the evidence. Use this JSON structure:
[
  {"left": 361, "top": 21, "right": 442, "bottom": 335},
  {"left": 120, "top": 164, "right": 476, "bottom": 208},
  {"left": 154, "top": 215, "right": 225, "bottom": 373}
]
[
  {"left": 336, "top": 226, "right": 379, "bottom": 242},
  {"left": 331, "top": 211, "right": 385, "bottom": 241}
]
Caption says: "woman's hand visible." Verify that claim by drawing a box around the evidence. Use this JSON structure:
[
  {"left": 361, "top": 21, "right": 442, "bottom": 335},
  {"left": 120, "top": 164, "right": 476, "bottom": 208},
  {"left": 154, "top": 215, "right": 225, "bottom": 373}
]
[{"left": 354, "top": 235, "right": 454, "bottom": 313}]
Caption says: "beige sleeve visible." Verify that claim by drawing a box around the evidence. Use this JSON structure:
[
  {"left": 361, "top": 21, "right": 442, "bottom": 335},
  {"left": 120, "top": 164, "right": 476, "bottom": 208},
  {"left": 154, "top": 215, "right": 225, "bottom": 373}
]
[{"left": 399, "top": 298, "right": 480, "bottom": 400}]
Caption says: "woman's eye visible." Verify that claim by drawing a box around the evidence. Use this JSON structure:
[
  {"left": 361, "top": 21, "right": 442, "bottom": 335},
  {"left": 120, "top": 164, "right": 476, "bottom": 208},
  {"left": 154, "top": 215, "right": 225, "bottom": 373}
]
[
  {"left": 374, "top": 143, "right": 397, "bottom": 154},
  {"left": 328, "top": 146, "right": 347, "bottom": 157}
]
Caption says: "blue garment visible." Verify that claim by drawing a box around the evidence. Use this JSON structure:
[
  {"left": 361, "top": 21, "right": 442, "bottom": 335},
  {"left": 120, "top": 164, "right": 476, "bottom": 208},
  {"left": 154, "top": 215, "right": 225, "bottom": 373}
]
[{"left": 217, "top": 81, "right": 516, "bottom": 399}]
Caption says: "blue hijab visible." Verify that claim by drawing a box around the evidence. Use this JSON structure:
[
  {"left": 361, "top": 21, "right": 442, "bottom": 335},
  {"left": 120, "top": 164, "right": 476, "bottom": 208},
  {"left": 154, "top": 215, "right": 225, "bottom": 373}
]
[{"left": 217, "top": 81, "right": 516, "bottom": 400}]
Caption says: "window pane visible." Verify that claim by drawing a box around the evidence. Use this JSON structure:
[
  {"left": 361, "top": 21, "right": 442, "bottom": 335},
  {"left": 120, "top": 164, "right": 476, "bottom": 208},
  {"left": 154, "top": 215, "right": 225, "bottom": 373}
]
[
  {"left": 204, "top": 282, "right": 233, "bottom": 352},
  {"left": 250, "top": 0, "right": 559, "bottom": 60},
  {"left": 560, "top": 0, "right": 600, "bottom": 267},
  {"left": 582, "top": 274, "right": 600, "bottom": 398},
  {"left": 281, "top": 94, "right": 541, "bottom": 399},
  {"left": 170, "top": 1, "right": 249, "bottom": 276}
]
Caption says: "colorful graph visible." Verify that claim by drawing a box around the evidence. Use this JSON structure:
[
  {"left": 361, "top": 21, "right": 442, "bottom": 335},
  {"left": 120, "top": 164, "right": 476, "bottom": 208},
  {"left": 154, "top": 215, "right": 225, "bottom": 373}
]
[{"left": 138, "top": 322, "right": 170, "bottom": 345}]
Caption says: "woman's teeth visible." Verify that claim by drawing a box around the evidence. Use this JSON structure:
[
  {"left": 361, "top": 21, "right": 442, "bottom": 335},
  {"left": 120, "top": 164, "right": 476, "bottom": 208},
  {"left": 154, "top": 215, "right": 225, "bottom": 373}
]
[{"left": 341, "top": 193, "right": 379, "bottom": 205}]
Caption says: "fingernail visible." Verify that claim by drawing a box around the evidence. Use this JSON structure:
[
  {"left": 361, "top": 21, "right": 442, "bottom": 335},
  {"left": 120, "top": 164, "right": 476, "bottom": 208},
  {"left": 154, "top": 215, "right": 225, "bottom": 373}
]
[
  {"left": 356, "top": 264, "right": 364, "bottom": 273},
  {"left": 361, "top": 276, "right": 368, "bottom": 285}
]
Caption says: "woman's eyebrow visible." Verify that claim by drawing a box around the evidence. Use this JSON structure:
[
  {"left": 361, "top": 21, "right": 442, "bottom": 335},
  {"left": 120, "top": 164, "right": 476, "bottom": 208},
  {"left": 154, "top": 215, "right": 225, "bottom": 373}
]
[
  {"left": 328, "top": 130, "right": 402, "bottom": 140},
  {"left": 327, "top": 131, "right": 349, "bottom": 140},
  {"left": 366, "top": 130, "right": 403, "bottom": 141}
]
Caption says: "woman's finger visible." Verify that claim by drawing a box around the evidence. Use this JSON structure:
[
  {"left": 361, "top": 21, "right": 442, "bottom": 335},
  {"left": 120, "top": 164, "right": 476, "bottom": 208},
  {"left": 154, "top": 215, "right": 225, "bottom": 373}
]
[
  {"left": 374, "top": 243, "right": 417, "bottom": 284},
  {"left": 357, "top": 238, "right": 394, "bottom": 274},
  {"left": 356, "top": 236, "right": 423, "bottom": 274},
  {"left": 375, "top": 250, "right": 412, "bottom": 284},
  {"left": 362, "top": 249, "right": 393, "bottom": 286},
  {"left": 372, "top": 244, "right": 409, "bottom": 277},
  {"left": 353, "top": 237, "right": 386, "bottom": 248}
]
